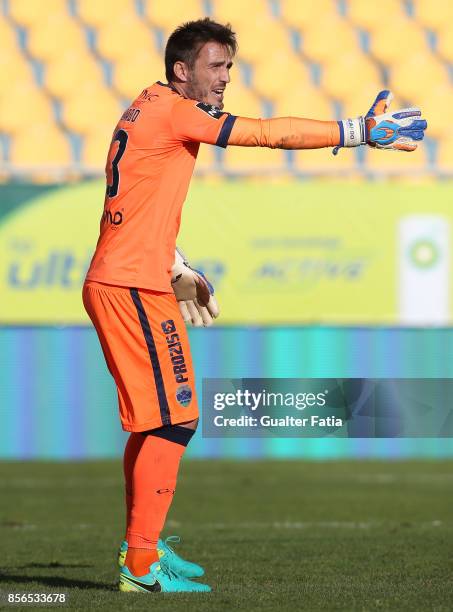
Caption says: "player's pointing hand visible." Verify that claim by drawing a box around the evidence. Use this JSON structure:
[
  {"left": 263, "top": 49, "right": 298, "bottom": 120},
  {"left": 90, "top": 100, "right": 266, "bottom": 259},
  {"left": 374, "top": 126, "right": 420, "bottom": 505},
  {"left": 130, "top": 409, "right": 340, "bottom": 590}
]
[
  {"left": 365, "top": 90, "right": 427, "bottom": 151},
  {"left": 334, "top": 89, "right": 427, "bottom": 154}
]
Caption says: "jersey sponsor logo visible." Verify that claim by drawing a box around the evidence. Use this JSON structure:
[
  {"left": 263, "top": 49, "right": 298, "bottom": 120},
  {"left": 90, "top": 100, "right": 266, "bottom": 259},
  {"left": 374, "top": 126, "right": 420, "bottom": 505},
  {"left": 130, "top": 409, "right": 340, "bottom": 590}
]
[
  {"left": 121, "top": 107, "right": 141, "bottom": 123},
  {"left": 195, "top": 102, "right": 224, "bottom": 119},
  {"left": 161, "top": 319, "right": 189, "bottom": 383},
  {"left": 176, "top": 384, "right": 192, "bottom": 408},
  {"left": 102, "top": 208, "right": 123, "bottom": 226}
]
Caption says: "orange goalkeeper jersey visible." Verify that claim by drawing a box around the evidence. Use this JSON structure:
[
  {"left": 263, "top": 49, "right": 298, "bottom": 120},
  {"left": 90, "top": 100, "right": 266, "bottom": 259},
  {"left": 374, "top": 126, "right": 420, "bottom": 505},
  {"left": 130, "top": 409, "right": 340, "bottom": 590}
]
[
  {"left": 86, "top": 81, "right": 340, "bottom": 291},
  {"left": 85, "top": 81, "right": 237, "bottom": 292}
]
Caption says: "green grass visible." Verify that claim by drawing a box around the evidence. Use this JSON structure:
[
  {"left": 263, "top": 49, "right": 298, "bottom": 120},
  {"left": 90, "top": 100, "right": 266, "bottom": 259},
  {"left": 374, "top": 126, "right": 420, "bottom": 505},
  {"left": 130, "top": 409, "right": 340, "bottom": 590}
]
[{"left": 1, "top": 460, "right": 452, "bottom": 611}]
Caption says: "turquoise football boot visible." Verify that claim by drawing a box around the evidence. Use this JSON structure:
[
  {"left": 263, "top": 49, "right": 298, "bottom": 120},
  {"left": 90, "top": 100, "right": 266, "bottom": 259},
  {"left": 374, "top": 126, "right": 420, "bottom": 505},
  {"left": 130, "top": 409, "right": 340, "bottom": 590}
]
[
  {"left": 118, "top": 536, "right": 205, "bottom": 578},
  {"left": 119, "top": 561, "right": 211, "bottom": 593},
  {"left": 158, "top": 535, "right": 205, "bottom": 578}
]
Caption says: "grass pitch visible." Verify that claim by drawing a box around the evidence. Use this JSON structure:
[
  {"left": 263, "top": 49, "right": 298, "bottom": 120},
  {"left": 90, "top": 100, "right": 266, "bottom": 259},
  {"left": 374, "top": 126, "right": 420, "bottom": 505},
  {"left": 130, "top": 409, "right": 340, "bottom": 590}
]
[{"left": 0, "top": 459, "right": 452, "bottom": 611}]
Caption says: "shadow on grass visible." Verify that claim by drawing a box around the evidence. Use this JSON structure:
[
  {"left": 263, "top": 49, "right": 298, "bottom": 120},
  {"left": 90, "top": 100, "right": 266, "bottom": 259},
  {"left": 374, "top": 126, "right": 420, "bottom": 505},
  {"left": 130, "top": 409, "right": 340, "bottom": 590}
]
[{"left": 1, "top": 573, "right": 115, "bottom": 591}]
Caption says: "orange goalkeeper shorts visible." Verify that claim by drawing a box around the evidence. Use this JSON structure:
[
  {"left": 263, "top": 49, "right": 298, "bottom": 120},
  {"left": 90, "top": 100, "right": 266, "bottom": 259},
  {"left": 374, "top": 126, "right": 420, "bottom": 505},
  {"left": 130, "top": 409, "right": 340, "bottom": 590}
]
[{"left": 82, "top": 280, "right": 199, "bottom": 432}]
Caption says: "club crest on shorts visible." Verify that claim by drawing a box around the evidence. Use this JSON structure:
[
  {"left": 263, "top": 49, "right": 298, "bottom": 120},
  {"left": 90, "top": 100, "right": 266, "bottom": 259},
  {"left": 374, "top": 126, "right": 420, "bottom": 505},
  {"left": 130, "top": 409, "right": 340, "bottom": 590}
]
[
  {"left": 176, "top": 384, "right": 192, "bottom": 407},
  {"left": 161, "top": 319, "right": 176, "bottom": 334}
]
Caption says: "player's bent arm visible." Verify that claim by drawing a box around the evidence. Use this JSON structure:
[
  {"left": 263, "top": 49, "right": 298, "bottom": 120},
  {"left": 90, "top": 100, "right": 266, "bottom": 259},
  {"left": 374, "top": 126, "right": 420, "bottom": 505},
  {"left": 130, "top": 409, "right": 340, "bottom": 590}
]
[{"left": 171, "top": 248, "right": 219, "bottom": 328}]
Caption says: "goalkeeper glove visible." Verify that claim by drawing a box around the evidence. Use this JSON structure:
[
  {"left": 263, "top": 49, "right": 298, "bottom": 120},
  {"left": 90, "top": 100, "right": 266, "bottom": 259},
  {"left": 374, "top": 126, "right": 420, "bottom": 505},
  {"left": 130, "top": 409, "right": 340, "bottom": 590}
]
[
  {"left": 334, "top": 90, "right": 427, "bottom": 154},
  {"left": 171, "top": 247, "right": 219, "bottom": 327}
]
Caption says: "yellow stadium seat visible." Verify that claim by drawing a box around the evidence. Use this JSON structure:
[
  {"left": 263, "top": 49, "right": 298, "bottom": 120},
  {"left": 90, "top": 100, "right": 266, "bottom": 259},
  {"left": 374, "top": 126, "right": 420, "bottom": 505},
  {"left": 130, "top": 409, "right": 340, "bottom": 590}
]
[
  {"left": 0, "top": 16, "right": 19, "bottom": 48},
  {"left": 322, "top": 51, "right": 381, "bottom": 102},
  {"left": 0, "top": 48, "right": 34, "bottom": 97},
  {"left": 0, "top": 82, "right": 54, "bottom": 134},
  {"left": 253, "top": 51, "right": 310, "bottom": 101},
  {"left": 145, "top": 0, "right": 205, "bottom": 31},
  {"left": 223, "top": 81, "right": 262, "bottom": 117},
  {"left": 302, "top": 15, "right": 358, "bottom": 64},
  {"left": 280, "top": 0, "right": 338, "bottom": 31},
  {"left": 10, "top": 123, "right": 71, "bottom": 168},
  {"left": 347, "top": 0, "right": 405, "bottom": 32},
  {"left": 97, "top": 14, "right": 156, "bottom": 61},
  {"left": 77, "top": 0, "right": 134, "bottom": 27},
  {"left": 8, "top": 0, "right": 68, "bottom": 27},
  {"left": 415, "top": 0, "right": 453, "bottom": 31},
  {"left": 436, "top": 26, "right": 453, "bottom": 62},
  {"left": 369, "top": 16, "right": 427, "bottom": 65},
  {"left": 223, "top": 145, "right": 286, "bottom": 174},
  {"left": 27, "top": 14, "right": 87, "bottom": 62},
  {"left": 274, "top": 85, "right": 333, "bottom": 120},
  {"left": 389, "top": 51, "right": 449, "bottom": 101},
  {"left": 62, "top": 84, "right": 122, "bottom": 134},
  {"left": 46, "top": 51, "right": 104, "bottom": 100},
  {"left": 416, "top": 84, "right": 453, "bottom": 139},
  {"left": 83, "top": 126, "right": 113, "bottom": 169},
  {"left": 114, "top": 49, "right": 164, "bottom": 100},
  {"left": 210, "top": 0, "right": 269, "bottom": 29},
  {"left": 194, "top": 143, "right": 216, "bottom": 175},
  {"left": 233, "top": 18, "right": 293, "bottom": 64},
  {"left": 437, "top": 135, "right": 453, "bottom": 173},
  {"left": 293, "top": 145, "right": 356, "bottom": 174},
  {"left": 365, "top": 144, "right": 426, "bottom": 176}
]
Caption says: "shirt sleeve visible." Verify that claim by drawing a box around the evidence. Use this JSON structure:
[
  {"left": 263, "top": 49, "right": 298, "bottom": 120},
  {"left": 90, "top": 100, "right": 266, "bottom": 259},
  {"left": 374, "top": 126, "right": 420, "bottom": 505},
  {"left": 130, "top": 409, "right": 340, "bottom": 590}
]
[
  {"left": 171, "top": 98, "right": 237, "bottom": 148},
  {"left": 227, "top": 116, "right": 341, "bottom": 149}
]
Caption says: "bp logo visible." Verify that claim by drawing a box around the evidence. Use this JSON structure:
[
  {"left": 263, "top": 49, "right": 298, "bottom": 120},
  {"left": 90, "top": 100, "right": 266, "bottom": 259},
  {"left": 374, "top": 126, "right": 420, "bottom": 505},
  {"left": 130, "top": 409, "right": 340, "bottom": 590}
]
[
  {"left": 408, "top": 239, "right": 439, "bottom": 269},
  {"left": 176, "top": 384, "right": 192, "bottom": 408}
]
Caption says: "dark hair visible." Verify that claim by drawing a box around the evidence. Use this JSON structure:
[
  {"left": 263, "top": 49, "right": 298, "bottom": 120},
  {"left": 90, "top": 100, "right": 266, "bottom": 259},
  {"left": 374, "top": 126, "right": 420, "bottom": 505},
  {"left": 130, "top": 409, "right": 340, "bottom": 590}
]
[{"left": 165, "top": 18, "right": 237, "bottom": 81}]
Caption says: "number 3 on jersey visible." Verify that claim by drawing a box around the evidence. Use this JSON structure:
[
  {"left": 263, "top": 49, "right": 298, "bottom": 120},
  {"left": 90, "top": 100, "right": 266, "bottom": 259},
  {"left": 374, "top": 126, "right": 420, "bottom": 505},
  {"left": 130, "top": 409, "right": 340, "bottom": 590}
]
[{"left": 106, "top": 129, "right": 128, "bottom": 198}]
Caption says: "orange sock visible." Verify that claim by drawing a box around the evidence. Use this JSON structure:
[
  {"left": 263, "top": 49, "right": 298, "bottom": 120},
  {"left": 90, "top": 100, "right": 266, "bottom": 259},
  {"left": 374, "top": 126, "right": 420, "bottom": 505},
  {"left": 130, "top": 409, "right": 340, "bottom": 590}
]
[
  {"left": 124, "top": 547, "right": 159, "bottom": 577},
  {"left": 124, "top": 425, "right": 194, "bottom": 576}
]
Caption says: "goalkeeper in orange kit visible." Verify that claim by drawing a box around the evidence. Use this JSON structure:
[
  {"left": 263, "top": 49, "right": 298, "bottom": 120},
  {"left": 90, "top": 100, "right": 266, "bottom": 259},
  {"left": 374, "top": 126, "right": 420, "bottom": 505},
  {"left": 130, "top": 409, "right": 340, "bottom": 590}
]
[{"left": 82, "top": 17, "right": 427, "bottom": 593}]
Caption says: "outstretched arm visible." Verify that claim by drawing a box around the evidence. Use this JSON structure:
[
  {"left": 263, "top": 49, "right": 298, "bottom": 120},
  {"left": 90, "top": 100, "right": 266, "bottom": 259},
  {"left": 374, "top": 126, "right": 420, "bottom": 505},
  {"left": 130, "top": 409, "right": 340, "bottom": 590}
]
[
  {"left": 227, "top": 116, "right": 340, "bottom": 149},
  {"left": 172, "top": 90, "right": 426, "bottom": 152},
  {"left": 227, "top": 91, "right": 427, "bottom": 152}
]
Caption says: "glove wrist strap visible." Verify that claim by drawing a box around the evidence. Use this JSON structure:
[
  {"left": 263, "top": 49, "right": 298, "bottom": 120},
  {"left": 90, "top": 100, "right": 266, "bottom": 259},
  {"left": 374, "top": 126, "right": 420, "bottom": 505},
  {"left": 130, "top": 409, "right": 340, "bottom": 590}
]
[{"left": 337, "top": 117, "right": 366, "bottom": 148}]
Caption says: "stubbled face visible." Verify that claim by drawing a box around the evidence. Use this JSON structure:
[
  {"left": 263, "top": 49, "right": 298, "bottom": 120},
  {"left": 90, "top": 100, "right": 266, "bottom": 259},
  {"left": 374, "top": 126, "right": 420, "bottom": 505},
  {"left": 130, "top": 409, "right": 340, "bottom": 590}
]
[{"left": 178, "top": 41, "right": 233, "bottom": 109}]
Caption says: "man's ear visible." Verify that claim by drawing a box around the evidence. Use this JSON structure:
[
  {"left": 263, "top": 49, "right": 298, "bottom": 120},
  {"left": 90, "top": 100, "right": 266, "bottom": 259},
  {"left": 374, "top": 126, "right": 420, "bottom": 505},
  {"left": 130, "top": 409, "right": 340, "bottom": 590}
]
[{"left": 173, "top": 61, "right": 189, "bottom": 82}]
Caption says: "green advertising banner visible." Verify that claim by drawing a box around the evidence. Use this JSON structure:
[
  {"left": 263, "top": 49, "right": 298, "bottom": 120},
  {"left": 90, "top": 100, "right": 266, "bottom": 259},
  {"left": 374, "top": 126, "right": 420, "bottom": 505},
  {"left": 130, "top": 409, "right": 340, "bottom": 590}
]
[{"left": 0, "top": 180, "right": 452, "bottom": 324}]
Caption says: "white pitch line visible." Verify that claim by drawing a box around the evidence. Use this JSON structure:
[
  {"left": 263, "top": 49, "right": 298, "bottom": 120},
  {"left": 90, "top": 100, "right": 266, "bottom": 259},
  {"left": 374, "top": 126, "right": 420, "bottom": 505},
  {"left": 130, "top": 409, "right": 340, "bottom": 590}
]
[
  {"left": 193, "top": 521, "right": 382, "bottom": 530},
  {"left": 173, "top": 520, "right": 449, "bottom": 530}
]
